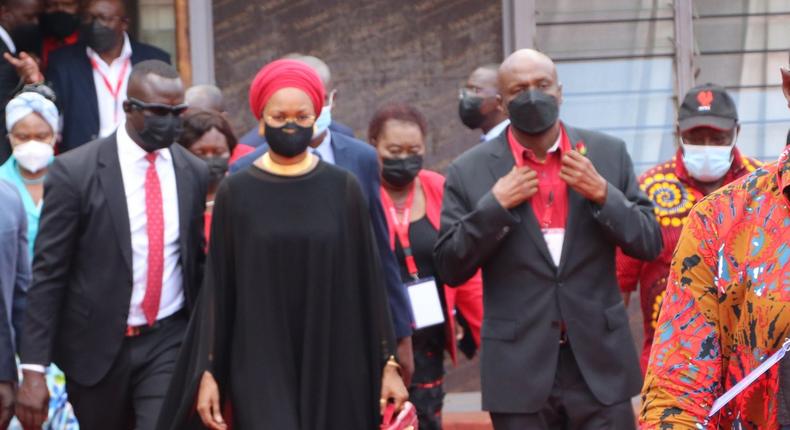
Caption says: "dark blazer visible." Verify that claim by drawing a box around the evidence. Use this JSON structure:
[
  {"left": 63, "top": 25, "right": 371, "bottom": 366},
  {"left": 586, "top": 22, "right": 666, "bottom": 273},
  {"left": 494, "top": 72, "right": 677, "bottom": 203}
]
[
  {"left": 47, "top": 40, "right": 170, "bottom": 153},
  {"left": 19, "top": 133, "right": 208, "bottom": 386},
  {"left": 0, "top": 36, "right": 21, "bottom": 164},
  {"left": 230, "top": 132, "right": 413, "bottom": 338},
  {"left": 238, "top": 120, "right": 355, "bottom": 148},
  {"left": 434, "top": 125, "right": 662, "bottom": 413}
]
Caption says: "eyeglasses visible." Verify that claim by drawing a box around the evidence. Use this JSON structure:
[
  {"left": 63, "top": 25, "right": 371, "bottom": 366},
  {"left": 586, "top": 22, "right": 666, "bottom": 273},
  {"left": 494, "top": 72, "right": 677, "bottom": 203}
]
[
  {"left": 127, "top": 97, "right": 189, "bottom": 116},
  {"left": 82, "top": 13, "right": 126, "bottom": 27},
  {"left": 263, "top": 114, "right": 316, "bottom": 128}
]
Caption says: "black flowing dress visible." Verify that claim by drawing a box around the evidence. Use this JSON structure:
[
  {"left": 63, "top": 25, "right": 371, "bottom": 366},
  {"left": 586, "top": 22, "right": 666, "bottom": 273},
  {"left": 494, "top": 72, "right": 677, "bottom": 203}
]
[{"left": 157, "top": 162, "right": 395, "bottom": 429}]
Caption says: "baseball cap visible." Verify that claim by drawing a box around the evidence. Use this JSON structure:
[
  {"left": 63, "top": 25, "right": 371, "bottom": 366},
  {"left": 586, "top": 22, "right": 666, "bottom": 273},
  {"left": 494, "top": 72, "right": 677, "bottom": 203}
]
[{"left": 678, "top": 83, "right": 738, "bottom": 132}]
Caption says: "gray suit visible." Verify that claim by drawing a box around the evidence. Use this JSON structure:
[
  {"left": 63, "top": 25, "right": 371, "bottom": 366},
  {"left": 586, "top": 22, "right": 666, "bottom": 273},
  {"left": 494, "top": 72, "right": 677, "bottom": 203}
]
[{"left": 433, "top": 125, "right": 661, "bottom": 420}]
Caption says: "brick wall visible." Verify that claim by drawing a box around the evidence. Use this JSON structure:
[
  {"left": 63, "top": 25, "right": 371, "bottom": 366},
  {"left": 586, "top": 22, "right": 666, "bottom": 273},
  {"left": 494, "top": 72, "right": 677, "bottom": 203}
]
[{"left": 212, "top": 0, "right": 503, "bottom": 170}]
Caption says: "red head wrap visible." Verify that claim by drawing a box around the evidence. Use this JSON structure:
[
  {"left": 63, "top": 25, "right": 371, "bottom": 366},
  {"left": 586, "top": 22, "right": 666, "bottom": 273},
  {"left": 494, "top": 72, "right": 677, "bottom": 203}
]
[{"left": 248, "top": 59, "right": 325, "bottom": 120}]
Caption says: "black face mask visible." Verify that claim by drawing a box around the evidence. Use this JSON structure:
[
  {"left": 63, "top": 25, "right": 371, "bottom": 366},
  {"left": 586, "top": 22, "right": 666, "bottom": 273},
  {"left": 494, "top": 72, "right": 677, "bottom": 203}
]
[
  {"left": 203, "top": 156, "right": 228, "bottom": 187},
  {"left": 40, "top": 12, "right": 80, "bottom": 39},
  {"left": 265, "top": 122, "right": 313, "bottom": 157},
  {"left": 81, "top": 20, "right": 119, "bottom": 54},
  {"left": 508, "top": 90, "right": 559, "bottom": 135},
  {"left": 458, "top": 95, "right": 486, "bottom": 130},
  {"left": 137, "top": 114, "right": 183, "bottom": 152},
  {"left": 381, "top": 155, "right": 423, "bottom": 188},
  {"left": 10, "top": 23, "right": 42, "bottom": 55}
]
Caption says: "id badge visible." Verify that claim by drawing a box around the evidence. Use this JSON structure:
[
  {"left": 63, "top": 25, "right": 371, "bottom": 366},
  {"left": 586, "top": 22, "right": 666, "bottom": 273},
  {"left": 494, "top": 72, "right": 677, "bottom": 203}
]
[
  {"left": 542, "top": 228, "right": 565, "bottom": 267},
  {"left": 405, "top": 277, "right": 444, "bottom": 329}
]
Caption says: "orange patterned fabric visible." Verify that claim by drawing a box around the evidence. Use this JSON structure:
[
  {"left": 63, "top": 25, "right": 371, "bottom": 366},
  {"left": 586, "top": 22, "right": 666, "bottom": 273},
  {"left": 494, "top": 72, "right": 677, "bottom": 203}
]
[
  {"left": 616, "top": 149, "right": 761, "bottom": 370},
  {"left": 640, "top": 148, "right": 790, "bottom": 429}
]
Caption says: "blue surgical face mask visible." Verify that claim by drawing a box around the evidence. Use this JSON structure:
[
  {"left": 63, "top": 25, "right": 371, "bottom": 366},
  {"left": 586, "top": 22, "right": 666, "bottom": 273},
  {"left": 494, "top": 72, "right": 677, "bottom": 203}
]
[
  {"left": 313, "top": 90, "right": 336, "bottom": 136},
  {"left": 314, "top": 104, "right": 332, "bottom": 136},
  {"left": 681, "top": 133, "right": 737, "bottom": 182}
]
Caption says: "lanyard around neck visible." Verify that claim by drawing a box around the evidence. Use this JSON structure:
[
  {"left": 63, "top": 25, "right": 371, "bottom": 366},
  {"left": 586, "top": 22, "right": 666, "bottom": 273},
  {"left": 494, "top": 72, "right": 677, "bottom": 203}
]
[{"left": 381, "top": 184, "right": 419, "bottom": 279}]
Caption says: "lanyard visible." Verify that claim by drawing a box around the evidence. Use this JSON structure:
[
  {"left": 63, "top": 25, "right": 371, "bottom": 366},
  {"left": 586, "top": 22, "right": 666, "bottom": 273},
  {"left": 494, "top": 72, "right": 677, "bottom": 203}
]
[
  {"left": 707, "top": 337, "right": 790, "bottom": 419},
  {"left": 90, "top": 56, "right": 131, "bottom": 124},
  {"left": 381, "top": 185, "right": 419, "bottom": 279}
]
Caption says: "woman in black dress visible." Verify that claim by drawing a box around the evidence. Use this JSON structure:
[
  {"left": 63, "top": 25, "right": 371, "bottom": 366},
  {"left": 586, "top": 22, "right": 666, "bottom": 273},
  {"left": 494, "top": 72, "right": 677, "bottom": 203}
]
[{"left": 157, "top": 59, "right": 408, "bottom": 430}]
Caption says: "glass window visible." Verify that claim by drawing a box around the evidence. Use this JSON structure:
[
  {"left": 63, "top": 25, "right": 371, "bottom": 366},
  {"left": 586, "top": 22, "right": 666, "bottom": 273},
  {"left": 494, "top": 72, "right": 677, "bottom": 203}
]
[
  {"left": 137, "top": 0, "right": 176, "bottom": 60},
  {"left": 695, "top": 14, "right": 790, "bottom": 53},
  {"left": 556, "top": 59, "right": 676, "bottom": 174}
]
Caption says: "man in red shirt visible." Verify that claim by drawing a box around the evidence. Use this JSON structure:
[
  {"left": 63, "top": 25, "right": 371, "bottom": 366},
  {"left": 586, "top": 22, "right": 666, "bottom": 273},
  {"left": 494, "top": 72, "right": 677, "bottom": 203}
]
[
  {"left": 434, "top": 49, "right": 662, "bottom": 430},
  {"left": 39, "top": 0, "right": 81, "bottom": 70},
  {"left": 616, "top": 83, "right": 762, "bottom": 371}
]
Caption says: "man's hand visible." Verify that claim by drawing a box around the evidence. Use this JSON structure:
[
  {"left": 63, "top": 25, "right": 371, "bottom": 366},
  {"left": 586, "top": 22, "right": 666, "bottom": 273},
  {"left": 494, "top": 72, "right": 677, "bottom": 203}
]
[
  {"left": 3, "top": 52, "right": 44, "bottom": 84},
  {"left": 492, "top": 166, "right": 539, "bottom": 209},
  {"left": 0, "top": 381, "right": 14, "bottom": 429},
  {"left": 15, "top": 370, "right": 49, "bottom": 429},
  {"left": 196, "top": 371, "right": 227, "bottom": 430},
  {"left": 380, "top": 364, "right": 409, "bottom": 416},
  {"left": 560, "top": 150, "right": 608, "bottom": 205},
  {"left": 396, "top": 336, "right": 414, "bottom": 387}
]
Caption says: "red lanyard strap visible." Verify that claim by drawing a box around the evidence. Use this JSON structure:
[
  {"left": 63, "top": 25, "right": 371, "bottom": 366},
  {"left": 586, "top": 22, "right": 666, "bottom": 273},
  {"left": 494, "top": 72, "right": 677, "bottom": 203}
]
[
  {"left": 381, "top": 185, "right": 419, "bottom": 279},
  {"left": 90, "top": 56, "right": 131, "bottom": 123}
]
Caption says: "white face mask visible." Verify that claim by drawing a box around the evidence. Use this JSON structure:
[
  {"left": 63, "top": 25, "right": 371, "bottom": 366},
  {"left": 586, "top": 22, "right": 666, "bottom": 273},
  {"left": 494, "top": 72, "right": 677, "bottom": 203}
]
[
  {"left": 13, "top": 140, "right": 54, "bottom": 173},
  {"left": 681, "top": 138, "right": 736, "bottom": 183}
]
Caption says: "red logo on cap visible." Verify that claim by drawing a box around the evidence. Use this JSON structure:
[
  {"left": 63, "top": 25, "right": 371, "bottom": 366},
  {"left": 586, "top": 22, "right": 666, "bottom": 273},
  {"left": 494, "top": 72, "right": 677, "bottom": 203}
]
[{"left": 697, "top": 90, "right": 713, "bottom": 111}]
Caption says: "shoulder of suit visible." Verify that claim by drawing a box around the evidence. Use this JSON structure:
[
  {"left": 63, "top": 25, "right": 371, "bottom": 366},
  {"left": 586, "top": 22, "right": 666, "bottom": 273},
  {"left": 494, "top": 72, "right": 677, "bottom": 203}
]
[
  {"left": 565, "top": 125, "right": 625, "bottom": 149},
  {"left": 47, "top": 43, "right": 87, "bottom": 66},
  {"left": 335, "top": 133, "right": 376, "bottom": 156},
  {"left": 130, "top": 40, "right": 170, "bottom": 63},
  {"left": 451, "top": 134, "right": 503, "bottom": 168},
  {"left": 0, "top": 178, "right": 21, "bottom": 204}
]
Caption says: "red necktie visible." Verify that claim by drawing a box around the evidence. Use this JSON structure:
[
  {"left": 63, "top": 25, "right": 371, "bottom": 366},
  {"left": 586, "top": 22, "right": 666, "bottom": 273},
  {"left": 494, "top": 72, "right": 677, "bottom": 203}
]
[{"left": 142, "top": 152, "right": 164, "bottom": 326}]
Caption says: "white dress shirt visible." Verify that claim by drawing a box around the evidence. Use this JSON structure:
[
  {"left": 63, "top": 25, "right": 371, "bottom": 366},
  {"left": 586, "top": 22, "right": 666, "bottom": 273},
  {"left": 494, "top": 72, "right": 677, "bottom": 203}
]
[
  {"left": 0, "top": 25, "right": 15, "bottom": 54},
  {"left": 312, "top": 131, "right": 336, "bottom": 164},
  {"left": 116, "top": 122, "right": 184, "bottom": 326},
  {"left": 483, "top": 119, "right": 510, "bottom": 142},
  {"left": 88, "top": 33, "right": 133, "bottom": 138}
]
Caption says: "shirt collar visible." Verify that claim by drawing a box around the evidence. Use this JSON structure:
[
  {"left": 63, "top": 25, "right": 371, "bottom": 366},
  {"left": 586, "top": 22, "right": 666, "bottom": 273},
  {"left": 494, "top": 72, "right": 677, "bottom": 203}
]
[
  {"left": 116, "top": 121, "right": 172, "bottom": 163},
  {"left": 507, "top": 123, "right": 567, "bottom": 167},
  {"left": 484, "top": 119, "right": 510, "bottom": 142},
  {"left": 0, "top": 25, "right": 16, "bottom": 54},
  {"left": 87, "top": 32, "right": 132, "bottom": 65}
]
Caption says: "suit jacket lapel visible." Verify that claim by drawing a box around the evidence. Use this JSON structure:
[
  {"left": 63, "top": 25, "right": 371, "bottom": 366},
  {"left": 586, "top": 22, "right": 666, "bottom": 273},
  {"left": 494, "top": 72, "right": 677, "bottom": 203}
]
[
  {"left": 330, "top": 133, "right": 348, "bottom": 167},
  {"left": 557, "top": 125, "right": 586, "bottom": 275},
  {"left": 487, "top": 135, "right": 556, "bottom": 268},
  {"left": 170, "top": 146, "right": 193, "bottom": 268},
  {"left": 97, "top": 135, "right": 132, "bottom": 272}
]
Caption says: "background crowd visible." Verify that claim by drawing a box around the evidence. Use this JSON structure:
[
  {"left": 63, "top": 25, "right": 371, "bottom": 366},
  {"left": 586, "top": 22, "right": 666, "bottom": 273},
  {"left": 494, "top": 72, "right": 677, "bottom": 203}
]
[{"left": 0, "top": 0, "right": 789, "bottom": 429}]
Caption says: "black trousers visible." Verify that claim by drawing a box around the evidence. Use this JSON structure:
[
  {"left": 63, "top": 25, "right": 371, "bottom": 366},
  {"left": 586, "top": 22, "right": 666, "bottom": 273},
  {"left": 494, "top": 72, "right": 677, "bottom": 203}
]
[
  {"left": 66, "top": 315, "right": 186, "bottom": 430},
  {"left": 490, "top": 344, "right": 636, "bottom": 430}
]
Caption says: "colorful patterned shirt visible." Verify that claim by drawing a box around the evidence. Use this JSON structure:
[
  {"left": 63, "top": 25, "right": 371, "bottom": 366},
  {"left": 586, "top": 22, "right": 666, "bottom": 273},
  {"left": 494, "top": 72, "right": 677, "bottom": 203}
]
[
  {"left": 641, "top": 147, "right": 790, "bottom": 429},
  {"left": 616, "top": 148, "right": 762, "bottom": 370}
]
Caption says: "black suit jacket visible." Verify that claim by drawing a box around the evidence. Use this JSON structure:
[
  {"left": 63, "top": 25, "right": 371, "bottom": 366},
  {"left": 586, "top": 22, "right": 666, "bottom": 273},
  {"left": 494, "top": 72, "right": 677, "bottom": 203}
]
[
  {"left": 0, "top": 37, "right": 22, "bottom": 164},
  {"left": 47, "top": 40, "right": 170, "bottom": 153},
  {"left": 434, "top": 125, "right": 662, "bottom": 413},
  {"left": 20, "top": 133, "right": 208, "bottom": 386}
]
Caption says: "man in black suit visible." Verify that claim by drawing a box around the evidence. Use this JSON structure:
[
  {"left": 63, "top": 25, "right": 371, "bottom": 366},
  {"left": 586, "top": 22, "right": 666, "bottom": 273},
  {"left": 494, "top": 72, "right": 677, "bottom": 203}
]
[
  {"left": 47, "top": 0, "right": 170, "bottom": 153},
  {"left": 15, "top": 60, "right": 207, "bottom": 430},
  {"left": 434, "top": 49, "right": 662, "bottom": 429},
  {"left": 0, "top": 0, "right": 43, "bottom": 163}
]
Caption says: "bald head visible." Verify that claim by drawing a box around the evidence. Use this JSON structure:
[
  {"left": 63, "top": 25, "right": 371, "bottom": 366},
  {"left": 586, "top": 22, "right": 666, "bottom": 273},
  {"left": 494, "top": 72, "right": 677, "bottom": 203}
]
[
  {"left": 85, "top": 0, "right": 126, "bottom": 16},
  {"left": 497, "top": 49, "right": 562, "bottom": 116},
  {"left": 185, "top": 84, "right": 225, "bottom": 112},
  {"left": 281, "top": 53, "right": 332, "bottom": 90}
]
